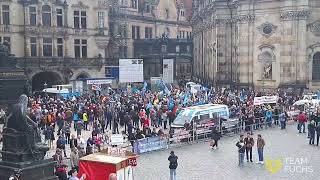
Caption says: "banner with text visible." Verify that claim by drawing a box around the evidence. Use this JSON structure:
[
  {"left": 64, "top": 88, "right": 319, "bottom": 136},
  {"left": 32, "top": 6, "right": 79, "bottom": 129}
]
[
  {"left": 253, "top": 96, "right": 278, "bottom": 105},
  {"left": 133, "top": 136, "right": 168, "bottom": 154}
]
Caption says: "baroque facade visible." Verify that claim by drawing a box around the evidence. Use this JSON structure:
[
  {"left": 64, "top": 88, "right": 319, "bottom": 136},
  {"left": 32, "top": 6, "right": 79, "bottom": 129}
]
[
  {"left": 192, "top": 0, "right": 320, "bottom": 90},
  {"left": 0, "top": 0, "right": 191, "bottom": 90}
]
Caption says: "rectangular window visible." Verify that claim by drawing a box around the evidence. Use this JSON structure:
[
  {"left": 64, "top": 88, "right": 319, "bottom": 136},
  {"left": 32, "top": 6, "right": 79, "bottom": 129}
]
[
  {"left": 98, "top": 12, "right": 104, "bottom": 29},
  {"left": 42, "top": 5, "right": 51, "bottom": 27},
  {"left": 182, "top": 31, "right": 185, "bottom": 38},
  {"left": 74, "top": 11, "right": 80, "bottom": 28},
  {"left": 81, "top": 11, "right": 87, "bottom": 29},
  {"left": 131, "top": 0, "right": 137, "bottom": 9},
  {"left": 74, "top": 39, "right": 81, "bottom": 57},
  {"left": 29, "top": 7, "right": 37, "bottom": 26},
  {"left": 2, "top": 5, "right": 10, "bottom": 25},
  {"left": 57, "top": 38, "right": 63, "bottom": 57},
  {"left": 145, "top": 27, "right": 152, "bottom": 39},
  {"left": 74, "top": 11, "right": 87, "bottom": 29},
  {"left": 56, "top": 9, "right": 63, "bottom": 27},
  {"left": 3, "top": 36, "right": 10, "bottom": 52},
  {"left": 74, "top": 39, "right": 87, "bottom": 58},
  {"left": 43, "top": 37, "right": 52, "bottom": 57},
  {"left": 136, "top": 26, "right": 140, "bottom": 39},
  {"left": 132, "top": 26, "right": 136, "bottom": 39},
  {"left": 81, "top": 39, "right": 87, "bottom": 57},
  {"left": 30, "top": 37, "right": 37, "bottom": 57},
  {"left": 145, "top": 4, "right": 150, "bottom": 13},
  {"left": 119, "top": 46, "right": 128, "bottom": 58}
]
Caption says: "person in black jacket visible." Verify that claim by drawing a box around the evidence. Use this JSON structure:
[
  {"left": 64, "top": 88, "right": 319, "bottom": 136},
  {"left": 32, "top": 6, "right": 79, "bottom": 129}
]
[
  {"left": 168, "top": 151, "right": 178, "bottom": 180},
  {"left": 236, "top": 135, "right": 245, "bottom": 167},
  {"left": 308, "top": 121, "right": 316, "bottom": 145},
  {"left": 210, "top": 126, "right": 221, "bottom": 150}
]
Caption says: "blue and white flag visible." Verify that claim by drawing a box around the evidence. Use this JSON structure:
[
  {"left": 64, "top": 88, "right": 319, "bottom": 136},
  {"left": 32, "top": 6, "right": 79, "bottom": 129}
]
[{"left": 142, "top": 81, "right": 147, "bottom": 95}]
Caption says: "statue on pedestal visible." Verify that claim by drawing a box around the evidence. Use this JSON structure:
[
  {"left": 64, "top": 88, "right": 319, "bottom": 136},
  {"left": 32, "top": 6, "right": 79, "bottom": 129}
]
[{"left": 2, "top": 94, "right": 49, "bottom": 162}]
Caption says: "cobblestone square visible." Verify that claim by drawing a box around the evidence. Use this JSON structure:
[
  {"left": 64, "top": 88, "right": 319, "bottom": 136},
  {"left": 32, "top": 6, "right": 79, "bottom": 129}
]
[{"left": 134, "top": 124, "right": 320, "bottom": 180}]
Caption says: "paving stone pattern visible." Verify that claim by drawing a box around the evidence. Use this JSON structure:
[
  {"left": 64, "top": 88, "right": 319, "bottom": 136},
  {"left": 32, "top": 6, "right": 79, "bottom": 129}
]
[{"left": 134, "top": 124, "right": 320, "bottom": 180}]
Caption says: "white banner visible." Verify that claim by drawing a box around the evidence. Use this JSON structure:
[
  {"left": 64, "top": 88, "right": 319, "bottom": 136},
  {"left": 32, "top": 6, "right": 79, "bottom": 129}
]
[
  {"left": 86, "top": 79, "right": 112, "bottom": 84},
  {"left": 254, "top": 96, "right": 278, "bottom": 105},
  {"left": 119, "top": 59, "right": 144, "bottom": 83},
  {"left": 162, "top": 59, "right": 174, "bottom": 83},
  {"left": 110, "top": 134, "right": 124, "bottom": 145}
]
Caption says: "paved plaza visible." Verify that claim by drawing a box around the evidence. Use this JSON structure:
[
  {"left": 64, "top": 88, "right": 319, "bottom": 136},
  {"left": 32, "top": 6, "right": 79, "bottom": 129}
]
[{"left": 134, "top": 123, "right": 320, "bottom": 180}]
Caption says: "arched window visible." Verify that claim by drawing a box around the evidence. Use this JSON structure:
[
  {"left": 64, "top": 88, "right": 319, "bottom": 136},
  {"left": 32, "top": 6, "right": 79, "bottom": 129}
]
[
  {"left": 312, "top": 52, "right": 320, "bottom": 80},
  {"left": 42, "top": 5, "right": 51, "bottom": 26}
]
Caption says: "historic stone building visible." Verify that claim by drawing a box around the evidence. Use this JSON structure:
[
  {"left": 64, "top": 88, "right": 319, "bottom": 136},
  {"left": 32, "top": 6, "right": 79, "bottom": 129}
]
[
  {"left": 0, "top": 0, "right": 191, "bottom": 90},
  {"left": 192, "top": 0, "right": 320, "bottom": 90}
]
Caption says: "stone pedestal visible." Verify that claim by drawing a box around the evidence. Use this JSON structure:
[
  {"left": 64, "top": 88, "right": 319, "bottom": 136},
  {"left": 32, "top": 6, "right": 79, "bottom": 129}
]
[{"left": 0, "top": 159, "right": 58, "bottom": 180}]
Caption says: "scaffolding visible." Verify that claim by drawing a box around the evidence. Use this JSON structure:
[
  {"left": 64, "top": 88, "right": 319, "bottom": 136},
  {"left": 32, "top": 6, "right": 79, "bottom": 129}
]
[{"left": 109, "top": 0, "right": 129, "bottom": 58}]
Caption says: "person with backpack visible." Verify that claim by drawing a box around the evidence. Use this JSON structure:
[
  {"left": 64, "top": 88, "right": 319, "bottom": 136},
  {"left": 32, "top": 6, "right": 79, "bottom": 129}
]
[
  {"left": 168, "top": 151, "right": 178, "bottom": 180},
  {"left": 236, "top": 134, "right": 246, "bottom": 167}
]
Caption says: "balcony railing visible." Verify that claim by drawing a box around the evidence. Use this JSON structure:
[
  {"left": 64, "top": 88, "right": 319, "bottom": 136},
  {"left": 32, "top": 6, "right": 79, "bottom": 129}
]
[{"left": 16, "top": 57, "right": 105, "bottom": 68}]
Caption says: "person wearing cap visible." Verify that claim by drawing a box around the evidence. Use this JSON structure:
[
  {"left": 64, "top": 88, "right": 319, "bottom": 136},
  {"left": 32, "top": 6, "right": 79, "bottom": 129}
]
[{"left": 168, "top": 151, "right": 178, "bottom": 180}]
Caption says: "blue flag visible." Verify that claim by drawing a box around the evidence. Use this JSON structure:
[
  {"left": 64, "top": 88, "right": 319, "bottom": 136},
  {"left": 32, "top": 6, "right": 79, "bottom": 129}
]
[{"left": 142, "top": 81, "right": 147, "bottom": 95}]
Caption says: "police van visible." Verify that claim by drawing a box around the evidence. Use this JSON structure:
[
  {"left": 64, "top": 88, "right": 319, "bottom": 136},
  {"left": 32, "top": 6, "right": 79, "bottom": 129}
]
[{"left": 171, "top": 104, "right": 237, "bottom": 137}]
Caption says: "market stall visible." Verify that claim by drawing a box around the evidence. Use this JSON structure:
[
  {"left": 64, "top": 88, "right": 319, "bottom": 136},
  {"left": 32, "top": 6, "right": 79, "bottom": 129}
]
[{"left": 78, "top": 150, "right": 137, "bottom": 180}]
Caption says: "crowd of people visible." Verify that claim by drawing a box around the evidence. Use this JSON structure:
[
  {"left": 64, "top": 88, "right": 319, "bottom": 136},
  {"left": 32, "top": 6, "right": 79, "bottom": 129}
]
[{"left": 1, "top": 83, "right": 319, "bottom": 179}]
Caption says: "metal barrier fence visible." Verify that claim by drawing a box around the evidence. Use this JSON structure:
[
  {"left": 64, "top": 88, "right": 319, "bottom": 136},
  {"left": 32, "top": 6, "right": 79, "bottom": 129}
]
[{"left": 128, "top": 114, "right": 298, "bottom": 154}]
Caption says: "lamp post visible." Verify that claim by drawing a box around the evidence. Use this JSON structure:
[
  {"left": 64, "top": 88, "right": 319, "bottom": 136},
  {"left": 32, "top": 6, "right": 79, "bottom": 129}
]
[{"left": 44, "top": 82, "right": 48, "bottom": 96}]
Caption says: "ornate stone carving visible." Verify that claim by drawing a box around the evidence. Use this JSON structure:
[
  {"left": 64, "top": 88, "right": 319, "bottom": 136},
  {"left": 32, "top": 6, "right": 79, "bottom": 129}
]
[
  {"left": 257, "top": 22, "right": 277, "bottom": 38},
  {"left": 71, "top": 1, "right": 89, "bottom": 9},
  {"left": 280, "top": 10, "right": 310, "bottom": 21},
  {"left": 308, "top": 21, "right": 320, "bottom": 36},
  {"left": 236, "top": 14, "right": 255, "bottom": 24}
]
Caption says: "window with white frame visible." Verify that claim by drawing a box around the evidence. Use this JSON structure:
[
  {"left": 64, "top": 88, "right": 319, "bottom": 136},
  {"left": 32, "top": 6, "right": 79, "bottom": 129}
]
[
  {"left": 43, "top": 37, "right": 52, "bottom": 57},
  {"left": 42, "top": 5, "right": 51, "bottom": 26},
  {"left": 29, "top": 6, "right": 37, "bottom": 26}
]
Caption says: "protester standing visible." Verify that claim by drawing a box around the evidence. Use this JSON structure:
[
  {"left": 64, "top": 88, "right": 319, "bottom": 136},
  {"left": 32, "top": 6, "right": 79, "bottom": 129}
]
[
  {"left": 244, "top": 133, "right": 254, "bottom": 162},
  {"left": 168, "top": 151, "right": 178, "bottom": 180},
  {"left": 256, "top": 134, "right": 265, "bottom": 164},
  {"left": 70, "top": 147, "right": 79, "bottom": 171},
  {"left": 279, "top": 111, "right": 286, "bottom": 130},
  {"left": 308, "top": 120, "right": 316, "bottom": 145},
  {"left": 236, "top": 135, "right": 245, "bottom": 167},
  {"left": 210, "top": 126, "right": 221, "bottom": 150},
  {"left": 297, "top": 111, "right": 307, "bottom": 133}
]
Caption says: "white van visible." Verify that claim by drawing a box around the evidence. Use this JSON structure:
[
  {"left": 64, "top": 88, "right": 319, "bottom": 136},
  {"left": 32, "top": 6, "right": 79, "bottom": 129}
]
[{"left": 171, "top": 104, "right": 230, "bottom": 135}]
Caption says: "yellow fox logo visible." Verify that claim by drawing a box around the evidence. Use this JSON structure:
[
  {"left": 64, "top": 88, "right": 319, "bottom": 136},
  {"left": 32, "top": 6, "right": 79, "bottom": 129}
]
[{"left": 265, "top": 159, "right": 283, "bottom": 174}]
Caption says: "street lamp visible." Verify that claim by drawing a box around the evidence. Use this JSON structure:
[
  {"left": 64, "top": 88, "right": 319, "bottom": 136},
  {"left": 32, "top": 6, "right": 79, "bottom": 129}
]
[{"left": 44, "top": 82, "right": 48, "bottom": 96}]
